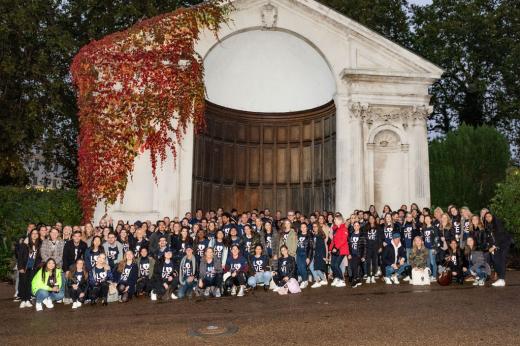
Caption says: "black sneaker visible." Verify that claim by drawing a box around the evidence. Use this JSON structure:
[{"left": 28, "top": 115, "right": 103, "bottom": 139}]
[{"left": 264, "top": 285, "right": 269, "bottom": 292}]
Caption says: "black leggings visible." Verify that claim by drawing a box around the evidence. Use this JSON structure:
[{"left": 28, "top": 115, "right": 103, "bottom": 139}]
[
  {"left": 18, "top": 268, "right": 36, "bottom": 301},
  {"left": 152, "top": 277, "right": 179, "bottom": 297},
  {"left": 69, "top": 287, "right": 87, "bottom": 303},
  {"left": 224, "top": 272, "right": 247, "bottom": 291},
  {"left": 349, "top": 255, "right": 362, "bottom": 280},
  {"left": 117, "top": 283, "right": 132, "bottom": 302},
  {"left": 493, "top": 247, "right": 509, "bottom": 280},
  {"left": 136, "top": 277, "right": 152, "bottom": 295},
  {"left": 366, "top": 247, "right": 378, "bottom": 276},
  {"left": 89, "top": 282, "right": 109, "bottom": 301},
  {"left": 200, "top": 274, "right": 223, "bottom": 289}
]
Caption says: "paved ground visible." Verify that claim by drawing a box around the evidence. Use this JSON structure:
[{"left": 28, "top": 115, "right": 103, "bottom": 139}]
[{"left": 1, "top": 272, "right": 519, "bottom": 345}]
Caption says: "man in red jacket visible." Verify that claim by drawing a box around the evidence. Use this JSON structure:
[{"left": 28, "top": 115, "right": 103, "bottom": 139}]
[{"left": 329, "top": 213, "right": 350, "bottom": 287}]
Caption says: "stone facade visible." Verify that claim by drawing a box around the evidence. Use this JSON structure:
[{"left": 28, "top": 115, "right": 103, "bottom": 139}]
[{"left": 93, "top": 0, "right": 442, "bottom": 223}]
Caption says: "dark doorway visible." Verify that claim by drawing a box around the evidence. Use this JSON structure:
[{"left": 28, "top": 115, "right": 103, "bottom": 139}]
[{"left": 192, "top": 100, "right": 336, "bottom": 214}]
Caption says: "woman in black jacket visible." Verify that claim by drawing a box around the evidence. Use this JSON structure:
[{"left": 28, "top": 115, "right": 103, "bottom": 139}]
[
  {"left": 114, "top": 250, "right": 139, "bottom": 302},
  {"left": 272, "top": 245, "right": 296, "bottom": 290},
  {"left": 17, "top": 229, "right": 41, "bottom": 309},
  {"left": 364, "top": 215, "right": 382, "bottom": 284},
  {"left": 310, "top": 222, "right": 328, "bottom": 288},
  {"left": 348, "top": 221, "right": 367, "bottom": 288},
  {"left": 150, "top": 248, "right": 179, "bottom": 301},
  {"left": 484, "top": 213, "right": 513, "bottom": 287},
  {"left": 66, "top": 258, "right": 88, "bottom": 309},
  {"left": 295, "top": 223, "right": 313, "bottom": 289},
  {"left": 445, "top": 240, "right": 464, "bottom": 284}
]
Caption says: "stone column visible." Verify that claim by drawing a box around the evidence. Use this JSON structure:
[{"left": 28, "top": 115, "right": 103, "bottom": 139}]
[{"left": 334, "top": 93, "right": 365, "bottom": 214}]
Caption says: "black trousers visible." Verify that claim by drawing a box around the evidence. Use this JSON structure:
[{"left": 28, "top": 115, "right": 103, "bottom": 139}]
[
  {"left": 69, "top": 287, "right": 87, "bottom": 303},
  {"left": 273, "top": 274, "right": 290, "bottom": 287},
  {"left": 366, "top": 247, "right": 378, "bottom": 276},
  {"left": 152, "top": 277, "right": 179, "bottom": 296},
  {"left": 89, "top": 282, "right": 109, "bottom": 301},
  {"left": 136, "top": 277, "right": 152, "bottom": 295},
  {"left": 19, "top": 268, "right": 36, "bottom": 301},
  {"left": 493, "top": 247, "right": 509, "bottom": 280},
  {"left": 224, "top": 272, "right": 247, "bottom": 291},
  {"left": 200, "top": 274, "right": 223, "bottom": 289},
  {"left": 349, "top": 255, "right": 362, "bottom": 280}
]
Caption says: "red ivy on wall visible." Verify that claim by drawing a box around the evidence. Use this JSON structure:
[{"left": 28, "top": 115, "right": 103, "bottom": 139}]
[{"left": 71, "top": 1, "right": 230, "bottom": 222}]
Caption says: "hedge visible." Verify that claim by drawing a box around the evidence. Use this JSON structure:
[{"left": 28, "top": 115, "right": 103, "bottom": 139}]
[
  {"left": 0, "top": 186, "right": 82, "bottom": 280},
  {"left": 491, "top": 167, "right": 520, "bottom": 247}
]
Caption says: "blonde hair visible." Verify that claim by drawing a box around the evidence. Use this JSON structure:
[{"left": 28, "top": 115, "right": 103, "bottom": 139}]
[{"left": 412, "top": 236, "right": 424, "bottom": 254}]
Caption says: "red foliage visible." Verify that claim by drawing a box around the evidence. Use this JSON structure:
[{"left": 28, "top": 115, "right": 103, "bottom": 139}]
[{"left": 70, "top": 1, "right": 230, "bottom": 222}]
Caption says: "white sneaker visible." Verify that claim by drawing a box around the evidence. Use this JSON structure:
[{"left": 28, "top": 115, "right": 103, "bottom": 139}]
[
  {"left": 299, "top": 281, "right": 308, "bottom": 289},
  {"left": 331, "top": 278, "right": 339, "bottom": 287},
  {"left": 353, "top": 282, "right": 362, "bottom": 288},
  {"left": 204, "top": 287, "right": 211, "bottom": 297},
  {"left": 391, "top": 275, "right": 400, "bottom": 285},
  {"left": 311, "top": 282, "right": 321, "bottom": 288},
  {"left": 335, "top": 280, "right": 346, "bottom": 287},
  {"left": 150, "top": 292, "right": 157, "bottom": 301},
  {"left": 43, "top": 298, "right": 54, "bottom": 309},
  {"left": 19, "top": 301, "right": 27, "bottom": 309},
  {"left": 384, "top": 277, "right": 393, "bottom": 285},
  {"left": 479, "top": 279, "right": 485, "bottom": 286},
  {"left": 237, "top": 286, "right": 245, "bottom": 297},
  {"left": 365, "top": 277, "right": 371, "bottom": 284},
  {"left": 36, "top": 303, "right": 43, "bottom": 312},
  {"left": 170, "top": 293, "right": 178, "bottom": 300},
  {"left": 56, "top": 299, "right": 63, "bottom": 304},
  {"left": 371, "top": 276, "right": 376, "bottom": 284},
  {"left": 375, "top": 269, "right": 382, "bottom": 277},
  {"left": 403, "top": 276, "right": 411, "bottom": 282},
  {"left": 64, "top": 298, "right": 72, "bottom": 305},
  {"left": 473, "top": 277, "right": 480, "bottom": 286},
  {"left": 231, "top": 286, "right": 237, "bottom": 296},
  {"left": 492, "top": 279, "right": 506, "bottom": 287},
  {"left": 430, "top": 276, "right": 436, "bottom": 282},
  {"left": 72, "top": 302, "right": 78, "bottom": 309},
  {"left": 272, "top": 286, "right": 280, "bottom": 292},
  {"left": 215, "top": 289, "right": 221, "bottom": 298}
]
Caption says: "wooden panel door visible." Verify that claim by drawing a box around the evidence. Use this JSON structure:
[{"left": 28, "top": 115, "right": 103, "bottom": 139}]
[{"left": 192, "top": 100, "right": 336, "bottom": 214}]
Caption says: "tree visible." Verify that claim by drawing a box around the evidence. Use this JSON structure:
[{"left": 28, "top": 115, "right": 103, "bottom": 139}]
[
  {"left": 429, "top": 124, "right": 510, "bottom": 210},
  {"left": 319, "top": 0, "right": 411, "bottom": 46},
  {"left": 0, "top": 0, "right": 203, "bottom": 187},
  {"left": 491, "top": 167, "right": 520, "bottom": 246},
  {"left": 411, "top": 0, "right": 520, "bottom": 161}
]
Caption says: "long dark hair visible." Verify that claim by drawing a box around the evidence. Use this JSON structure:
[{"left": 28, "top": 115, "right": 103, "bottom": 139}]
[
  {"left": 90, "top": 235, "right": 104, "bottom": 252},
  {"left": 27, "top": 229, "right": 41, "bottom": 250},
  {"left": 42, "top": 258, "right": 57, "bottom": 283},
  {"left": 66, "top": 258, "right": 88, "bottom": 280}
]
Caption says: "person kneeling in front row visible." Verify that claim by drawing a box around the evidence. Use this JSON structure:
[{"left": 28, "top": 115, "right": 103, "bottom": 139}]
[
  {"left": 32, "top": 258, "right": 64, "bottom": 311},
  {"left": 382, "top": 233, "right": 411, "bottom": 284}
]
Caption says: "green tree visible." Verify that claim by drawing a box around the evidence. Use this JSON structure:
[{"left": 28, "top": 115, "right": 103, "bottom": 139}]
[
  {"left": 429, "top": 124, "right": 510, "bottom": 210},
  {"left": 491, "top": 167, "right": 520, "bottom": 246},
  {"left": 319, "top": 0, "right": 411, "bottom": 46},
  {"left": 411, "top": 0, "right": 520, "bottom": 160},
  {"left": 0, "top": 0, "right": 202, "bottom": 187}
]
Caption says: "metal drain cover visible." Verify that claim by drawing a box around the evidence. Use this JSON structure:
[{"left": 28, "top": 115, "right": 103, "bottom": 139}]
[{"left": 188, "top": 323, "right": 239, "bottom": 337}]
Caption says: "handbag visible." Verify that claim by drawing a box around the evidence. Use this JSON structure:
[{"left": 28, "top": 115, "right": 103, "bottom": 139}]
[
  {"left": 411, "top": 268, "right": 431, "bottom": 286},
  {"left": 437, "top": 261, "right": 452, "bottom": 286}
]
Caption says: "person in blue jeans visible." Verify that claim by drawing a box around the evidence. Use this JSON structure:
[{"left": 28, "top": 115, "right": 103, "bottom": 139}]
[
  {"left": 382, "top": 233, "right": 411, "bottom": 285},
  {"left": 422, "top": 215, "right": 439, "bottom": 280},
  {"left": 295, "top": 223, "right": 313, "bottom": 289},
  {"left": 31, "top": 258, "right": 65, "bottom": 311},
  {"left": 247, "top": 245, "right": 272, "bottom": 291},
  {"left": 177, "top": 247, "right": 197, "bottom": 299}
]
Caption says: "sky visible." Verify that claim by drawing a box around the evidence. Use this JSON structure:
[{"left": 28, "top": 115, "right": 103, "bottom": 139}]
[{"left": 409, "top": 0, "right": 432, "bottom": 5}]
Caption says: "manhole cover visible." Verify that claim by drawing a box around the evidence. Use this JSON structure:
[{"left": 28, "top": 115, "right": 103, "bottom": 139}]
[{"left": 188, "top": 323, "right": 239, "bottom": 337}]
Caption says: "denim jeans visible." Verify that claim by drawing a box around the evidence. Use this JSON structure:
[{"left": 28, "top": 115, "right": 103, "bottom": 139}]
[
  {"left": 247, "top": 271, "right": 272, "bottom": 287},
  {"left": 385, "top": 264, "right": 411, "bottom": 278},
  {"left": 296, "top": 252, "right": 308, "bottom": 282},
  {"left": 426, "top": 248, "right": 437, "bottom": 277},
  {"left": 474, "top": 266, "right": 488, "bottom": 280},
  {"left": 177, "top": 280, "right": 196, "bottom": 298},
  {"left": 309, "top": 260, "right": 326, "bottom": 282},
  {"left": 331, "top": 254, "right": 344, "bottom": 279},
  {"left": 35, "top": 288, "right": 64, "bottom": 303}
]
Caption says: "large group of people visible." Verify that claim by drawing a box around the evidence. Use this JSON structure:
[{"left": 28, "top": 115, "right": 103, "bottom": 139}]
[{"left": 13, "top": 203, "right": 513, "bottom": 312}]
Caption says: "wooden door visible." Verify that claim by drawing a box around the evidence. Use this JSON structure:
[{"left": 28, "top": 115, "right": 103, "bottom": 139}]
[{"left": 192, "top": 100, "right": 336, "bottom": 215}]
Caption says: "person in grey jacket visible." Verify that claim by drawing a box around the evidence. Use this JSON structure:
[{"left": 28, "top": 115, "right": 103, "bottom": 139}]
[
  {"left": 463, "top": 236, "right": 491, "bottom": 286},
  {"left": 40, "top": 228, "right": 65, "bottom": 268},
  {"left": 197, "top": 247, "right": 223, "bottom": 297},
  {"left": 177, "top": 247, "right": 197, "bottom": 298},
  {"left": 103, "top": 232, "right": 123, "bottom": 271}
]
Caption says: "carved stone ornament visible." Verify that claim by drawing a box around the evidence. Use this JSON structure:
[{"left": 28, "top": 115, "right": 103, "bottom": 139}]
[
  {"left": 349, "top": 102, "right": 433, "bottom": 125},
  {"left": 261, "top": 3, "right": 278, "bottom": 29}
]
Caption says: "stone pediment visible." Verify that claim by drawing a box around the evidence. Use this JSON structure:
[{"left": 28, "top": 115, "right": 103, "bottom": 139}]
[{"left": 227, "top": 0, "right": 443, "bottom": 79}]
